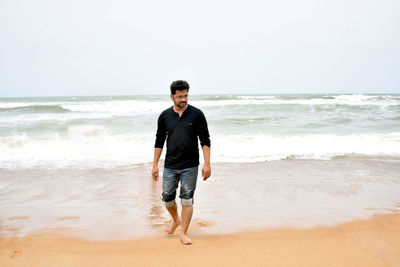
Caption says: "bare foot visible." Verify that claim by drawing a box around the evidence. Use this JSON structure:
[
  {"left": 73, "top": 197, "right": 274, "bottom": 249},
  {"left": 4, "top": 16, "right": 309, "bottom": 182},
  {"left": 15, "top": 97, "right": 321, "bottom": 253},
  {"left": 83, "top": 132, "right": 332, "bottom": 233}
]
[
  {"left": 180, "top": 233, "right": 192, "bottom": 245},
  {"left": 163, "top": 220, "right": 181, "bottom": 235}
]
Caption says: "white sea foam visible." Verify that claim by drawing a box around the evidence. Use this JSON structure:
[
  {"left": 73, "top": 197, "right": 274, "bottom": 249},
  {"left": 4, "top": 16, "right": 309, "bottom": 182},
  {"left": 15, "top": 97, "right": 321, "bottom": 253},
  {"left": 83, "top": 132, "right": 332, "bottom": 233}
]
[
  {"left": 60, "top": 100, "right": 171, "bottom": 115},
  {"left": 1, "top": 132, "right": 399, "bottom": 169},
  {"left": 0, "top": 132, "right": 156, "bottom": 169},
  {"left": 0, "top": 112, "right": 112, "bottom": 124},
  {"left": 189, "top": 94, "right": 397, "bottom": 107},
  {"left": 0, "top": 94, "right": 397, "bottom": 112},
  {"left": 212, "top": 132, "right": 400, "bottom": 162},
  {"left": 1, "top": 94, "right": 399, "bottom": 169},
  {"left": 237, "top": 95, "right": 277, "bottom": 99},
  {"left": 0, "top": 101, "right": 68, "bottom": 109}
]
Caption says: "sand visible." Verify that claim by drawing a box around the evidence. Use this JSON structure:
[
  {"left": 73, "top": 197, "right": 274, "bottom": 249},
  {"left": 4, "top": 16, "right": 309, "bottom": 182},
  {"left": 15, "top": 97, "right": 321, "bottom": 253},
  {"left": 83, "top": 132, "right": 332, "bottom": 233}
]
[
  {"left": 1, "top": 213, "right": 399, "bottom": 267},
  {"left": 2, "top": 156, "right": 400, "bottom": 241}
]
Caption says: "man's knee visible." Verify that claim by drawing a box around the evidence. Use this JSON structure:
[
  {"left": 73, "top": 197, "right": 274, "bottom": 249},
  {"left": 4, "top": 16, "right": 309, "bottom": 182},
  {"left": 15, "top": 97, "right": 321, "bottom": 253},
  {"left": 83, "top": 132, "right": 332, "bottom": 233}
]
[
  {"left": 162, "top": 192, "right": 177, "bottom": 207},
  {"left": 180, "top": 189, "right": 195, "bottom": 206},
  {"left": 181, "top": 197, "right": 194, "bottom": 206}
]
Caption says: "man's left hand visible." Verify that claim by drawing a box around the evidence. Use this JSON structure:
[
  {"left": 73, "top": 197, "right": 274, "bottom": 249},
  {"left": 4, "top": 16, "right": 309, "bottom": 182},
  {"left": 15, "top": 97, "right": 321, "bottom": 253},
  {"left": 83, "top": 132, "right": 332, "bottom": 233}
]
[{"left": 202, "top": 164, "right": 211, "bottom": 181}]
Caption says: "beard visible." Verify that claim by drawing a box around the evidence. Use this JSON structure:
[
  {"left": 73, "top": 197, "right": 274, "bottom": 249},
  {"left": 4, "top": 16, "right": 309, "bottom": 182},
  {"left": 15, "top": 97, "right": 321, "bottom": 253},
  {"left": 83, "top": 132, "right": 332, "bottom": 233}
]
[{"left": 174, "top": 100, "right": 187, "bottom": 108}]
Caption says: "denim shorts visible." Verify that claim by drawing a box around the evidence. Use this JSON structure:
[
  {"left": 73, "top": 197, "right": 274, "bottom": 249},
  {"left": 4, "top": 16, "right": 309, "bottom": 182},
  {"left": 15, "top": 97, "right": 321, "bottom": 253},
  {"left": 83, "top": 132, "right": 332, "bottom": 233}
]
[{"left": 162, "top": 166, "right": 198, "bottom": 207}]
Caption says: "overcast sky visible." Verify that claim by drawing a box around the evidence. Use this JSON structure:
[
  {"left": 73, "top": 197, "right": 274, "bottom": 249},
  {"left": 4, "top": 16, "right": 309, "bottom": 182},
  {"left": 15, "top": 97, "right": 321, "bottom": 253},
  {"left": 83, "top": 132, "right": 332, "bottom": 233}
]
[{"left": 1, "top": 0, "right": 399, "bottom": 97}]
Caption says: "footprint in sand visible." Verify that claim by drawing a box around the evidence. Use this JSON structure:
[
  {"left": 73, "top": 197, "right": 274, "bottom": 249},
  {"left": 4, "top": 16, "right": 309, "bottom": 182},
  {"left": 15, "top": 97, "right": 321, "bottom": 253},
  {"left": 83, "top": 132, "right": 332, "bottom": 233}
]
[
  {"left": 193, "top": 219, "right": 214, "bottom": 227},
  {"left": 11, "top": 250, "right": 22, "bottom": 259}
]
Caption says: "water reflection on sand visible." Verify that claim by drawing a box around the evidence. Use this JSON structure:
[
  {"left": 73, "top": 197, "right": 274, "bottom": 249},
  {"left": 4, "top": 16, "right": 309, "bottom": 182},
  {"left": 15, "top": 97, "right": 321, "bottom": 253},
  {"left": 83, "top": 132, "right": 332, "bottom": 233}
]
[{"left": 1, "top": 156, "right": 400, "bottom": 240}]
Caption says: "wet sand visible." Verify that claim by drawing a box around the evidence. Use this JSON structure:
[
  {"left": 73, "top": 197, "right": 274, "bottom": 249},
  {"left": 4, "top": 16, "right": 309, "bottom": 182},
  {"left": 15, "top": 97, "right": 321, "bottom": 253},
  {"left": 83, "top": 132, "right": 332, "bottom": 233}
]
[
  {"left": 1, "top": 156, "right": 400, "bottom": 240},
  {"left": 1, "top": 156, "right": 400, "bottom": 265},
  {"left": 1, "top": 213, "right": 399, "bottom": 267}
]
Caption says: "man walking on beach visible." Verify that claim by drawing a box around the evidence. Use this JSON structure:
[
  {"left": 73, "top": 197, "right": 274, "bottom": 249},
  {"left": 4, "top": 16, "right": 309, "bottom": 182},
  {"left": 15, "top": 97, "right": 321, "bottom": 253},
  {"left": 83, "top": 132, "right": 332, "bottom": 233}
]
[{"left": 152, "top": 80, "right": 211, "bottom": 245}]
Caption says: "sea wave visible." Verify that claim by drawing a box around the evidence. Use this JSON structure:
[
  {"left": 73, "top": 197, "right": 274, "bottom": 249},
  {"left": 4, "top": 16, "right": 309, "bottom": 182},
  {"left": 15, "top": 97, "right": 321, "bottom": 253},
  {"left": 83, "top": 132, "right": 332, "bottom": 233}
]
[
  {"left": 1, "top": 132, "right": 399, "bottom": 169},
  {"left": 0, "top": 94, "right": 398, "bottom": 169},
  {"left": 0, "top": 104, "right": 70, "bottom": 114},
  {"left": 0, "top": 94, "right": 398, "bottom": 113},
  {"left": 194, "top": 94, "right": 399, "bottom": 107},
  {"left": 60, "top": 100, "right": 171, "bottom": 114},
  {"left": 212, "top": 132, "right": 400, "bottom": 162},
  {"left": 0, "top": 94, "right": 397, "bottom": 128},
  {"left": 0, "top": 112, "right": 113, "bottom": 124}
]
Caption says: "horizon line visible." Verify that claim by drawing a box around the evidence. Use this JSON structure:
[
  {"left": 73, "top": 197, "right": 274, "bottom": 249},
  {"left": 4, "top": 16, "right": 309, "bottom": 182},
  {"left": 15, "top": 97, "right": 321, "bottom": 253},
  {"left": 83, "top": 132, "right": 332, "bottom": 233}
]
[{"left": 1, "top": 92, "right": 399, "bottom": 99}]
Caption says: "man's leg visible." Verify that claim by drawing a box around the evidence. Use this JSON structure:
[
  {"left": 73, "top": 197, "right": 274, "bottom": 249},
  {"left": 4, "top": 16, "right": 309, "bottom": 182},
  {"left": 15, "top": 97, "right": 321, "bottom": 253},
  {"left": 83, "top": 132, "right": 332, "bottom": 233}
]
[
  {"left": 179, "top": 167, "right": 198, "bottom": 244},
  {"left": 180, "top": 205, "right": 193, "bottom": 244},
  {"left": 164, "top": 203, "right": 181, "bottom": 235},
  {"left": 162, "top": 168, "right": 180, "bottom": 235}
]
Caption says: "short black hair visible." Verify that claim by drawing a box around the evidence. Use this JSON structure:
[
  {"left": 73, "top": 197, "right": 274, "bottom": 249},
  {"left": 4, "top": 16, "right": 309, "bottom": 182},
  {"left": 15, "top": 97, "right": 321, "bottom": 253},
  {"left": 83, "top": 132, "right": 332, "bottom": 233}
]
[{"left": 170, "top": 80, "right": 190, "bottom": 95}]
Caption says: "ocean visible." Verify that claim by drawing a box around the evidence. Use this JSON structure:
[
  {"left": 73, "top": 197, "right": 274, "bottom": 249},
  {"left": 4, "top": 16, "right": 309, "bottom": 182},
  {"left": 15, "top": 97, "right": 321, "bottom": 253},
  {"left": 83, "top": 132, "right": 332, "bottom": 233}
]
[
  {"left": 1, "top": 94, "right": 400, "bottom": 240},
  {"left": 0, "top": 94, "right": 399, "bottom": 169}
]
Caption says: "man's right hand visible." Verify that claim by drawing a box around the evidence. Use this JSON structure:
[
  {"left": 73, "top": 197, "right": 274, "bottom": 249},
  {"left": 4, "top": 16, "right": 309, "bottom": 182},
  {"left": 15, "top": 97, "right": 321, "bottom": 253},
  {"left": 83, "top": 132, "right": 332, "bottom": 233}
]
[{"left": 152, "top": 166, "right": 159, "bottom": 181}]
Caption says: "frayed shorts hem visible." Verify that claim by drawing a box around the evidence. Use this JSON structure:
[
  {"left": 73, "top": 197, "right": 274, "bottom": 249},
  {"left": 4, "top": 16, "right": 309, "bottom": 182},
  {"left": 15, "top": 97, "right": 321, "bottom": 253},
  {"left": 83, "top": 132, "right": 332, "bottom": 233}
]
[{"left": 163, "top": 198, "right": 194, "bottom": 207}]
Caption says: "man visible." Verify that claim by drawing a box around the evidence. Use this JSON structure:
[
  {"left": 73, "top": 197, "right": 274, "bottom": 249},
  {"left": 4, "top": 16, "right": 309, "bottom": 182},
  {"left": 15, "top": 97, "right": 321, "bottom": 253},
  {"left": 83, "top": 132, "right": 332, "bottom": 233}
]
[{"left": 152, "top": 80, "right": 211, "bottom": 245}]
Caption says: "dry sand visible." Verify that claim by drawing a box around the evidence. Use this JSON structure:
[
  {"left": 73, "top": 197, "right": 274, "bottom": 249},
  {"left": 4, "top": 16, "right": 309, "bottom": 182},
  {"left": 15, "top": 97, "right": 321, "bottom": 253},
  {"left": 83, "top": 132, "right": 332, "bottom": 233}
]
[{"left": 1, "top": 213, "right": 399, "bottom": 267}]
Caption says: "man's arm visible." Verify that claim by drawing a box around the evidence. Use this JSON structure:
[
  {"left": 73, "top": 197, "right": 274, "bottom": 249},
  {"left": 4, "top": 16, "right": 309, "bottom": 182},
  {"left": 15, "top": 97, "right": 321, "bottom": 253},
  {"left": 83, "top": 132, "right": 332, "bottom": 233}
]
[
  {"left": 152, "top": 147, "right": 163, "bottom": 181},
  {"left": 201, "top": 145, "right": 211, "bottom": 181},
  {"left": 197, "top": 110, "right": 211, "bottom": 181},
  {"left": 153, "top": 113, "right": 166, "bottom": 181}
]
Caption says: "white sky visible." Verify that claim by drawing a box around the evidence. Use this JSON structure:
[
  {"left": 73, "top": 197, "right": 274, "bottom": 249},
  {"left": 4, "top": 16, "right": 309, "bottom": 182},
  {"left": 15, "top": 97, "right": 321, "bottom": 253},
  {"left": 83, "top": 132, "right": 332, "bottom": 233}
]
[{"left": 1, "top": 0, "right": 399, "bottom": 97}]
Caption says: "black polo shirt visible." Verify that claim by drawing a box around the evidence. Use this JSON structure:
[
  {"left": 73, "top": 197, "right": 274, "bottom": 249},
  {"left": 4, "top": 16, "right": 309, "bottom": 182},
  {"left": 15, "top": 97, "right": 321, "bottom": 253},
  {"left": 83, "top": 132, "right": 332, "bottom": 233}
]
[{"left": 155, "top": 105, "right": 211, "bottom": 169}]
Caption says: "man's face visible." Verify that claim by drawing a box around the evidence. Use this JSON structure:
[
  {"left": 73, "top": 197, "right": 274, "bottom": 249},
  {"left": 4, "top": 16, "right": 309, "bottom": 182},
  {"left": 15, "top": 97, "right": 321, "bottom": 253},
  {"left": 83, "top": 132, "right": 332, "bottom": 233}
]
[{"left": 171, "top": 89, "right": 188, "bottom": 108}]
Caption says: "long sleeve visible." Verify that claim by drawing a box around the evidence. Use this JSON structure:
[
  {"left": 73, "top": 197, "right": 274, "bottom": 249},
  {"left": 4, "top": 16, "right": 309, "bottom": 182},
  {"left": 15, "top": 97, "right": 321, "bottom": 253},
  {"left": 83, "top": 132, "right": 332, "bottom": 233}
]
[
  {"left": 197, "top": 111, "right": 211, "bottom": 148},
  {"left": 154, "top": 113, "right": 167, "bottom": 148}
]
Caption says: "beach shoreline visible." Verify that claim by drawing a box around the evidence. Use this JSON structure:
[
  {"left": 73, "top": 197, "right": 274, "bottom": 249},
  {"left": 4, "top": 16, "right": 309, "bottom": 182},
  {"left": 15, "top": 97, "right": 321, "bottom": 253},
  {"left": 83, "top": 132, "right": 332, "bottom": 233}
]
[
  {"left": 1, "top": 155, "right": 400, "bottom": 266},
  {"left": 1, "top": 156, "right": 400, "bottom": 241},
  {"left": 1, "top": 213, "right": 399, "bottom": 266}
]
